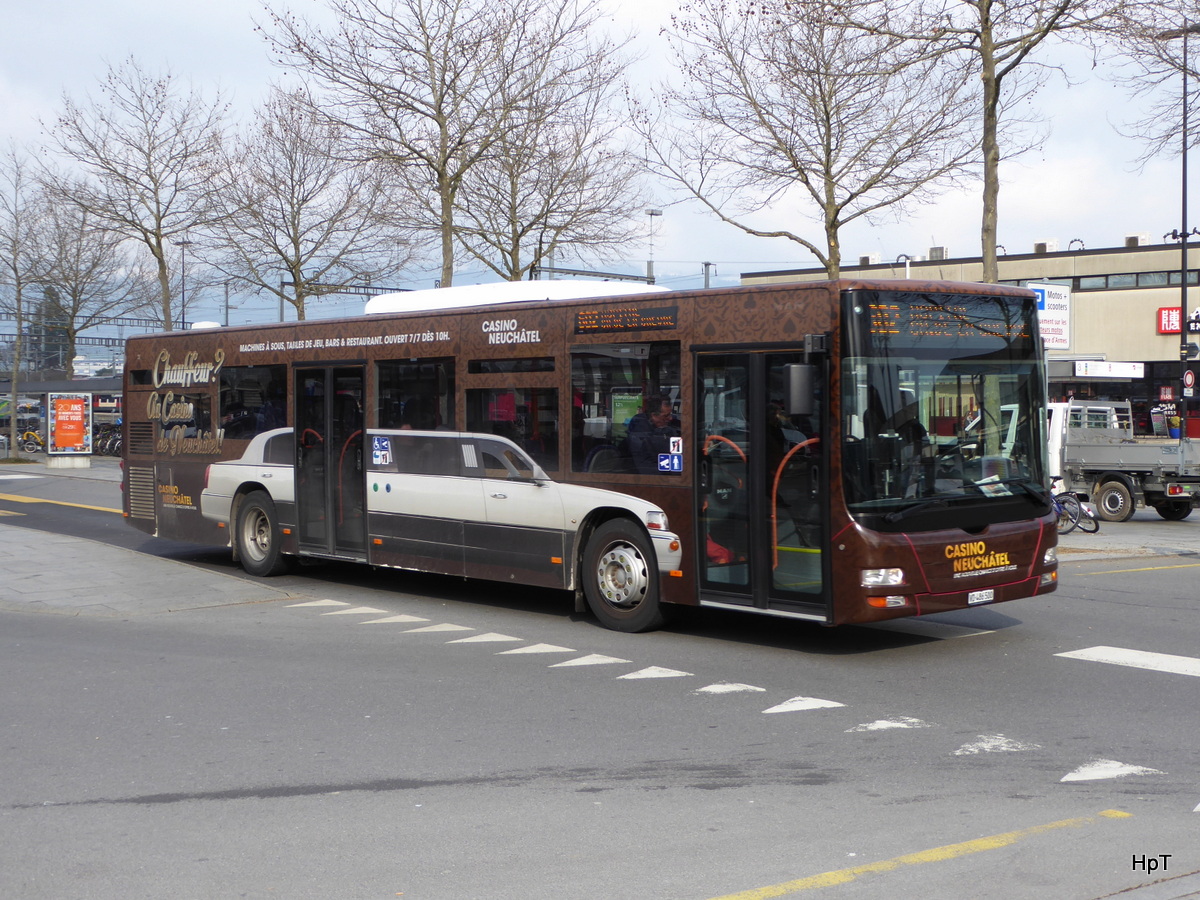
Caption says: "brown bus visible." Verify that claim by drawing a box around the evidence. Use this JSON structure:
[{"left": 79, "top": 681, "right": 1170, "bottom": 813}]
[{"left": 121, "top": 278, "right": 1058, "bottom": 632}]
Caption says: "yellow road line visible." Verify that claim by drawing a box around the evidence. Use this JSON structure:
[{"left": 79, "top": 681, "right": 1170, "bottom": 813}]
[
  {"left": 0, "top": 492, "right": 121, "bottom": 514},
  {"left": 1082, "top": 563, "right": 1200, "bottom": 575},
  {"left": 708, "top": 810, "right": 1132, "bottom": 899}
]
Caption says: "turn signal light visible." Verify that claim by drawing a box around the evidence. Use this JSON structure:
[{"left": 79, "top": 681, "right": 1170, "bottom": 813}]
[{"left": 867, "top": 595, "right": 910, "bottom": 609}]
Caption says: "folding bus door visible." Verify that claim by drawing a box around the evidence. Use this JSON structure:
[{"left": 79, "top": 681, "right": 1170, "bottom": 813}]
[
  {"left": 696, "top": 352, "right": 829, "bottom": 619},
  {"left": 294, "top": 366, "right": 366, "bottom": 560}
]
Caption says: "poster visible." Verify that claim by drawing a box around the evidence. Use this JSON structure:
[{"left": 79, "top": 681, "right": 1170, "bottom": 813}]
[{"left": 48, "top": 393, "right": 92, "bottom": 455}]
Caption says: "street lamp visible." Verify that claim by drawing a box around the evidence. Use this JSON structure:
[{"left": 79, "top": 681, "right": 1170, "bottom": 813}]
[
  {"left": 646, "top": 209, "right": 663, "bottom": 284},
  {"left": 897, "top": 253, "right": 913, "bottom": 278},
  {"left": 1158, "top": 22, "right": 1200, "bottom": 436},
  {"left": 174, "top": 238, "right": 194, "bottom": 327}
]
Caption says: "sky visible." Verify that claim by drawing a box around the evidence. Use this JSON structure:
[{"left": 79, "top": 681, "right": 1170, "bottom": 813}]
[{"left": 0, "top": 0, "right": 1187, "bottom": 330}]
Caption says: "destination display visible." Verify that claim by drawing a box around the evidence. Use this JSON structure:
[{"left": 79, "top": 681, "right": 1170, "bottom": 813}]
[
  {"left": 574, "top": 305, "right": 678, "bottom": 334},
  {"left": 859, "top": 292, "right": 1036, "bottom": 346}
]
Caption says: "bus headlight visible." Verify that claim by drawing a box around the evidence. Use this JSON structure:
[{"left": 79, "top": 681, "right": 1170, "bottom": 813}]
[
  {"left": 861, "top": 567, "right": 905, "bottom": 587},
  {"left": 1043, "top": 546, "right": 1057, "bottom": 566}
]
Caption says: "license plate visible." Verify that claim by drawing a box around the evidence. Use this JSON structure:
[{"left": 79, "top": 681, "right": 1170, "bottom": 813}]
[{"left": 968, "top": 588, "right": 995, "bottom": 605}]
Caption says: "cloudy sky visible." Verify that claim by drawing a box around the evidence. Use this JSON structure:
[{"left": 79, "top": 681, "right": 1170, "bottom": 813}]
[{"left": 0, "top": 0, "right": 1185, "bottom": 325}]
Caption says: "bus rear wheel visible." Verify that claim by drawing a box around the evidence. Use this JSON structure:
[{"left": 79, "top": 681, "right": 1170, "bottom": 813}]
[
  {"left": 236, "top": 490, "right": 291, "bottom": 577},
  {"left": 582, "top": 519, "right": 665, "bottom": 633}
]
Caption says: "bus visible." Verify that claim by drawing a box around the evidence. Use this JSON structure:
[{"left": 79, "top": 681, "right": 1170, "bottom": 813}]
[{"left": 121, "top": 278, "right": 1058, "bottom": 632}]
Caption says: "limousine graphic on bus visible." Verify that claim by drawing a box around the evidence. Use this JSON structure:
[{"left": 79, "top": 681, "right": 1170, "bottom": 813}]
[{"left": 199, "top": 427, "right": 684, "bottom": 632}]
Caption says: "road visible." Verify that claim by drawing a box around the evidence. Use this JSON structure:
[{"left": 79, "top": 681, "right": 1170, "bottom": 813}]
[{"left": 1, "top": 456, "right": 1199, "bottom": 899}]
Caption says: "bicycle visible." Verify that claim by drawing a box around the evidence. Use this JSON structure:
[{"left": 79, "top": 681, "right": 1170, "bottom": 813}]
[
  {"left": 20, "top": 430, "right": 45, "bottom": 453},
  {"left": 1051, "top": 478, "right": 1081, "bottom": 535},
  {"left": 1073, "top": 496, "right": 1101, "bottom": 533}
]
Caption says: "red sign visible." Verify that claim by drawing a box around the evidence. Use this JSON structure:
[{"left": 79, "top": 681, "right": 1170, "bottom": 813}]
[{"left": 1159, "top": 308, "right": 1200, "bottom": 334}]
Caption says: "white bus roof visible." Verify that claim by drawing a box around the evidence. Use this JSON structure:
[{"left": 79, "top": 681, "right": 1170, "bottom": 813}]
[{"left": 364, "top": 280, "right": 671, "bottom": 315}]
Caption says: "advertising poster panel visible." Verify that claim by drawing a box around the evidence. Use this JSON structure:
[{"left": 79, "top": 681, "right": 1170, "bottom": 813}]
[{"left": 49, "top": 393, "right": 92, "bottom": 455}]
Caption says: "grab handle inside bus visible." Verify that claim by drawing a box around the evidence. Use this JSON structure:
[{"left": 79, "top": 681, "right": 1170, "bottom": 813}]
[{"left": 785, "top": 364, "right": 814, "bottom": 417}]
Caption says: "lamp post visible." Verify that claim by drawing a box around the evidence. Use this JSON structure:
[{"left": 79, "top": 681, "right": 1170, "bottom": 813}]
[
  {"left": 1158, "top": 23, "right": 1200, "bottom": 436},
  {"left": 897, "top": 253, "right": 912, "bottom": 278},
  {"left": 646, "top": 208, "right": 662, "bottom": 284},
  {"left": 174, "top": 238, "right": 194, "bottom": 327}
]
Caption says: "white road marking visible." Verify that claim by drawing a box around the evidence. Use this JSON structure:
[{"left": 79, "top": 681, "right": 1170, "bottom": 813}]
[
  {"left": 0, "top": 473, "right": 41, "bottom": 480},
  {"left": 953, "top": 734, "right": 1040, "bottom": 755},
  {"left": 1056, "top": 645, "right": 1200, "bottom": 678},
  {"left": 549, "top": 654, "right": 632, "bottom": 667},
  {"left": 617, "top": 666, "right": 693, "bottom": 679},
  {"left": 693, "top": 682, "right": 767, "bottom": 694},
  {"left": 321, "top": 606, "right": 389, "bottom": 615},
  {"left": 497, "top": 643, "right": 576, "bottom": 655},
  {"left": 762, "top": 696, "right": 845, "bottom": 714},
  {"left": 846, "top": 716, "right": 933, "bottom": 732},
  {"left": 358, "top": 614, "right": 430, "bottom": 624},
  {"left": 1061, "top": 759, "right": 1164, "bottom": 782},
  {"left": 447, "top": 633, "right": 523, "bottom": 644},
  {"left": 402, "top": 623, "right": 473, "bottom": 633},
  {"left": 287, "top": 599, "right": 350, "bottom": 607}
]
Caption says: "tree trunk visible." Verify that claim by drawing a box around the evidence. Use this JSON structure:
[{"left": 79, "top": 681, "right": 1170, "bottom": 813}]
[{"left": 979, "top": 2, "right": 1001, "bottom": 285}]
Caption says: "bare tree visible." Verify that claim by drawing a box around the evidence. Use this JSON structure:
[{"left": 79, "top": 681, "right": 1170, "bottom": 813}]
[
  {"left": 265, "top": 0, "right": 632, "bottom": 287},
  {"left": 205, "top": 87, "right": 417, "bottom": 321},
  {"left": 839, "top": 0, "right": 1134, "bottom": 283},
  {"left": 45, "top": 57, "right": 228, "bottom": 329},
  {"left": 451, "top": 24, "right": 643, "bottom": 279},
  {"left": 35, "top": 194, "right": 155, "bottom": 378},
  {"left": 641, "top": 0, "right": 979, "bottom": 278},
  {"left": 1107, "top": 4, "right": 1200, "bottom": 163},
  {"left": 0, "top": 146, "right": 45, "bottom": 456}
]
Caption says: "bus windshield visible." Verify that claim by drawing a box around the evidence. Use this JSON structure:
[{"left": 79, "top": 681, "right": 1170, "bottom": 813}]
[{"left": 841, "top": 288, "right": 1048, "bottom": 529}]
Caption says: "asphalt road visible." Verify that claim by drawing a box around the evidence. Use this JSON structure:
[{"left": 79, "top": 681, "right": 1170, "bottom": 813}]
[{"left": 1, "top": 456, "right": 1199, "bottom": 899}]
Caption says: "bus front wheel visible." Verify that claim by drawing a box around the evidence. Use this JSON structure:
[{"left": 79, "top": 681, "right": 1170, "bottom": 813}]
[
  {"left": 582, "top": 519, "right": 665, "bottom": 633},
  {"left": 236, "top": 490, "right": 291, "bottom": 577}
]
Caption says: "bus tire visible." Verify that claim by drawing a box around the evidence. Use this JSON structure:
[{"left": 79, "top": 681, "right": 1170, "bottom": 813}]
[
  {"left": 1154, "top": 500, "right": 1192, "bottom": 521},
  {"left": 1095, "top": 481, "right": 1135, "bottom": 523},
  {"left": 582, "top": 519, "right": 665, "bottom": 633},
  {"left": 236, "top": 490, "right": 291, "bottom": 577}
]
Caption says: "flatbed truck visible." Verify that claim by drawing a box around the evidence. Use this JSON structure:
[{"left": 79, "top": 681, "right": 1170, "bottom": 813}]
[{"left": 1049, "top": 399, "right": 1200, "bottom": 522}]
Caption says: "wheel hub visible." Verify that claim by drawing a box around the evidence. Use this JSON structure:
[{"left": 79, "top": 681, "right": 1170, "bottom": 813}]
[{"left": 597, "top": 545, "right": 647, "bottom": 608}]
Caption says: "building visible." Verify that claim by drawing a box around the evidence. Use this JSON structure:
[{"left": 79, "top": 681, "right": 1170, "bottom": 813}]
[{"left": 742, "top": 237, "right": 1200, "bottom": 434}]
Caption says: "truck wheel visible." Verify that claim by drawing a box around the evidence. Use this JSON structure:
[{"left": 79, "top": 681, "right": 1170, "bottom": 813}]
[
  {"left": 582, "top": 519, "right": 665, "bottom": 633},
  {"left": 1154, "top": 500, "right": 1192, "bottom": 521},
  {"left": 1095, "top": 481, "right": 1135, "bottom": 522},
  {"left": 235, "top": 490, "right": 291, "bottom": 576}
]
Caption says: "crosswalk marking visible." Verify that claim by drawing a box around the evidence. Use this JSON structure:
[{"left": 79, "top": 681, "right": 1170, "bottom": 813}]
[
  {"left": 1061, "top": 759, "right": 1164, "bottom": 782},
  {"left": 447, "top": 633, "right": 523, "bottom": 644},
  {"left": 617, "top": 666, "right": 692, "bottom": 679},
  {"left": 549, "top": 653, "right": 631, "bottom": 667},
  {"left": 762, "top": 696, "right": 844, "bottom": 714},
  {"left": 497, "top": 643, "right": 575, "bottom": 655},
  {"left": 402, "top": 623, "right": 473, "bottom": 633},
  {"left": 694, "top": 682, "right": 766, "bottom": 694},
  {"left": 321, "top": 606, "right": 389, "bottom": 615},
  {"left": 1056, "top": 645, "right": 1200, "bottom": 678},
  {"left": 358, "top": 614, "right": 430, "bottom": 624},
  {"left": 287, "top": 599, "right": 349, "bottom": 607}
]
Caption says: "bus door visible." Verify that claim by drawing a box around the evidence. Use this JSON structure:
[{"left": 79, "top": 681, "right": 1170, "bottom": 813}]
[
  {"left": 696, "top": 352, "right": 829, "bottom": 618},
  {"left": 295, "top": 366, "right": 366, "bottom": 559}
]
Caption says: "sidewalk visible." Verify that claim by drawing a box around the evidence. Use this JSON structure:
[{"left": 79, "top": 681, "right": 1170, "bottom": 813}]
[{"left": 0, "top": 455, "right": 298, "bottom": 616}]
